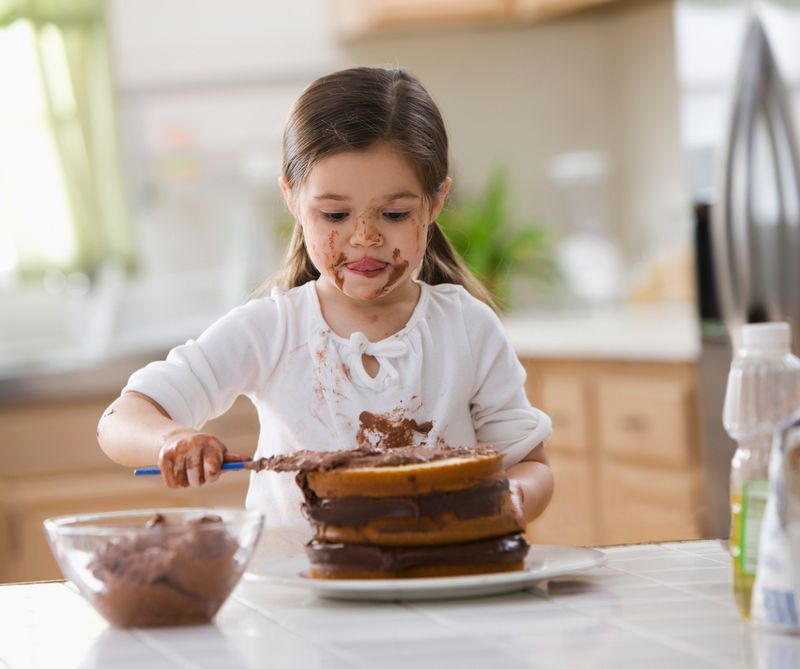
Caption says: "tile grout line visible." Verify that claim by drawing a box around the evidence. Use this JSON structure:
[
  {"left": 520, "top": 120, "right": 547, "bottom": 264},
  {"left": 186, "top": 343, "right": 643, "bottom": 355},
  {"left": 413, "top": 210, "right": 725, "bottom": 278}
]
[
  {"left": 403, "top": 585, "right": 731, "bottom": 669},
  {"left": 603, "top": 562, "right": 733, "bottom": 605},
  {"left": 56, "top": 582, "right": 201, "bottom": 667},
  {"left": 605, "top": 550, "right": 730, "bottom": 568},
  {"left": 539, "top": 588, "right": 737, "bottom": 669},
  {"left": 400, "top": 590, "right": 587, "bottom": 666},
  {"left": 231, "top": 592, "right": 369, "bottom": 669},
  {"left": 131, "top": 630, "right": 204, "bottom": 669}
]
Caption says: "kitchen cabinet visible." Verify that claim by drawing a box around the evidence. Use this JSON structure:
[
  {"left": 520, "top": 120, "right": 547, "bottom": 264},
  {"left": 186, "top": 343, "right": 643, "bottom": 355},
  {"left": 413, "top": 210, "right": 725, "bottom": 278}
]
[
  {"left": 0, "top": 396, "right": 257, "bottom": 583},
  {"left": 522, "top": 357, "right": 705, "bottom": 546},
  {"left": 333, "top": 0, "right": 621, "bottom": 37}
]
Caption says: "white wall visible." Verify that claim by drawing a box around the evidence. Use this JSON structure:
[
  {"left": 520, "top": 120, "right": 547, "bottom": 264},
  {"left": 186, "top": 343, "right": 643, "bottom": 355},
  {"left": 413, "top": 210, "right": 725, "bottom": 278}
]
[{"left": 107, "top": 0, "right": 690, "bottom": 295}]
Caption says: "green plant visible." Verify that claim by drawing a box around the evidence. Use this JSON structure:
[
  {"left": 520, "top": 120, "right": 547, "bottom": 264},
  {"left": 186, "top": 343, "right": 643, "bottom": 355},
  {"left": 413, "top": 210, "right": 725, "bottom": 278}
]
[{"left": 438, "top": 167, "right": 556, "bottom": 310}]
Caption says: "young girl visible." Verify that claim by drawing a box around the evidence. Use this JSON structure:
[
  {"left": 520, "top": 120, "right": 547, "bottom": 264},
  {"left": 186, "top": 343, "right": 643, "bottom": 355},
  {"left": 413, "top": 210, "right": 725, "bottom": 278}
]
[{"left": 97, "top": 66, "right": 553, "bottom": 541}]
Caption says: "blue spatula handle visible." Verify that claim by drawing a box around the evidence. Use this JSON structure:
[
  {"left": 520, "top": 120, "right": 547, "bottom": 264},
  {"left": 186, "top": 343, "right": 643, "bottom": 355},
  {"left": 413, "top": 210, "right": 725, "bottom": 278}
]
[{"left": 134, "top": 461, "right": 249, "bottom": 476}]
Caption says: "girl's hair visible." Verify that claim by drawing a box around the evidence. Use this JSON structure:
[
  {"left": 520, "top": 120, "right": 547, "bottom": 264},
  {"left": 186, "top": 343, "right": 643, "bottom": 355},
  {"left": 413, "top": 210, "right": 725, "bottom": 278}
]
[{"left": 260, "top": 66, "right": 497, "bottom": 312}]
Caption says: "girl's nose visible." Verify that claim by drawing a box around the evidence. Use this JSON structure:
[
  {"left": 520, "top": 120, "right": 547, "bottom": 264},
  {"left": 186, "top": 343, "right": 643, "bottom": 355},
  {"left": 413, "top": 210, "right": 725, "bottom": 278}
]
[{"left": 350, "top": 217, "right": 383, "bottom": 246}]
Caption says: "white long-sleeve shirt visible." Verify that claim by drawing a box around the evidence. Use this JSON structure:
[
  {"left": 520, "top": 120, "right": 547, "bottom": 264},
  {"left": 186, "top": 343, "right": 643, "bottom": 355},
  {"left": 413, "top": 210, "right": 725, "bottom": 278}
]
[{"left": 124, "top": 280, "right": 551, "bottom": 532}]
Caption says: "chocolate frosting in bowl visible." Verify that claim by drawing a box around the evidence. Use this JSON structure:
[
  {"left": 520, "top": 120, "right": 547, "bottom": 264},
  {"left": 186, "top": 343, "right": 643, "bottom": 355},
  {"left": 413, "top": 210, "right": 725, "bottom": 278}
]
[{"left": 88, "top": 514, "right": 239, "bottom": 628}]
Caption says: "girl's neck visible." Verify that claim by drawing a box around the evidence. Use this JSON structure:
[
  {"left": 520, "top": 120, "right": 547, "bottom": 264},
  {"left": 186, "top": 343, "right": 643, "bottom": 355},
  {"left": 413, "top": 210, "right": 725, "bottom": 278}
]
[{"left": 314, "top": 277, "right": 421, "bottom": 342}]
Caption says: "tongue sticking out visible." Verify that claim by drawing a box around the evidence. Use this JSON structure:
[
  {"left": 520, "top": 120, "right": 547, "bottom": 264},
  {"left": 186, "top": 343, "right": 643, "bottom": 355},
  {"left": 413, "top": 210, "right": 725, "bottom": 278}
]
[{"left": 348, "top": 258, "right": 387, "bottom": 272}]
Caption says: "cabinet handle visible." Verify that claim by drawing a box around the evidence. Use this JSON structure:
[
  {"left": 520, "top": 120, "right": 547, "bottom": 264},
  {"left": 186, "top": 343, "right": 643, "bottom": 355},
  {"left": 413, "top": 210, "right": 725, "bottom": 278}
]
[{"left": 620, "top": 414, "right": 649, "bottom": 433}]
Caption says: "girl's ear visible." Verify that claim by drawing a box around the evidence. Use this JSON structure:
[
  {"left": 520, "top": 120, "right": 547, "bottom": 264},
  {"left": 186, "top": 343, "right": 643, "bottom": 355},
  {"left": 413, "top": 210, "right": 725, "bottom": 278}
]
[
  {"left": 279, "top": 176, "right": 296, "bottom": 218},
  {"left": 431, "top": 177, "right": 453, "bottom": 222}
]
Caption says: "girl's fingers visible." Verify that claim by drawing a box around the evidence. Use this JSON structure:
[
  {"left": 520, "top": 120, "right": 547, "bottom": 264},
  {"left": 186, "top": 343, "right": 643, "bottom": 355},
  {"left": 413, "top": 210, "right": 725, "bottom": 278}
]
[
  {"left": 223, "top": 452, "right": 252, "bottom": 463},
  {"left": 159, "top": 452, "right": 178, "bottom": 488},
  {"left": 186, "top": 449, "right": 205, "bottom": 487},
  {"left": 203, "top": 442, "right": 225, "bottom": 483},
  {"left": 173, "top": 451, "right": 190, "bottom": 488},
  {"left": 187, "top": 466, "right": 201, "bottom": 488}
]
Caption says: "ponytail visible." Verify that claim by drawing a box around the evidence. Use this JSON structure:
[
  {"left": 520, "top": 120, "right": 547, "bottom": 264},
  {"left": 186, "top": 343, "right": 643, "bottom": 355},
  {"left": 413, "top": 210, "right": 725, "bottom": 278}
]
[
  {"left": 419, "top": 223, "right": 499, "bottom": 313},
  {"left": 251, "top": 224, "right": 318, "bottom": 297}
]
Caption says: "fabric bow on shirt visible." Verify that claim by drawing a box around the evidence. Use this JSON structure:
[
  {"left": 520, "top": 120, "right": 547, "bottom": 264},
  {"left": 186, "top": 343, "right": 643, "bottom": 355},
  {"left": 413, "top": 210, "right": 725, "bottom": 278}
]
[{"left": 348, "top": 331, "right": 407, "bottom": 389}]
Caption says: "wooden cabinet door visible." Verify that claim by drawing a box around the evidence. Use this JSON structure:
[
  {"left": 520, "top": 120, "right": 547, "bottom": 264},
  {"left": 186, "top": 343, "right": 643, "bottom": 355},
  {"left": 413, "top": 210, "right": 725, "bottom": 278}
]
[
  {"left": 596, "top": 376, "right": 695, "bottom": 469},
  {"left": 540, "top": 373, "right": 590, "bottom": 456},
  {"left": 527, "top": 451, "right": 598, "bottom": 546},
  {"left": 598, "top": 460, "right": 704, "bottom": 544}
]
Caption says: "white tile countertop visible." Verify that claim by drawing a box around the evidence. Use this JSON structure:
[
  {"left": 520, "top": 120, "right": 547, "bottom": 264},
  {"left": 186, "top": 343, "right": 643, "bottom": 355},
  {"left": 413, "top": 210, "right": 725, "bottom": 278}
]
[
  {"left": 3, "top": 540, "right": 799, "bottom": 669},
  {"left": 503, "top": 301, "right": 700, "bottom": 362}
]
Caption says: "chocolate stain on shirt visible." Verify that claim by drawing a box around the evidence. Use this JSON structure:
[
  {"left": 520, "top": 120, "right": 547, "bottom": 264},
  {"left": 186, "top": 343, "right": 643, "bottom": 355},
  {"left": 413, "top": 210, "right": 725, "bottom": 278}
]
[{"left": 356, "top": 409, "right": 433, "bottom": 450}]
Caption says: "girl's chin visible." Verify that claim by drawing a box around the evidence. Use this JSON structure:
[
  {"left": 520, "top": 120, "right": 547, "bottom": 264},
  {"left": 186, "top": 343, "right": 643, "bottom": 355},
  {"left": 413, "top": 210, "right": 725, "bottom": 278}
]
[
  {"left": 319, "top": 271, "right": 412, "bottom": 301},
  {"left": 344, "top": 278, "right": 408, "bottom": 301}
]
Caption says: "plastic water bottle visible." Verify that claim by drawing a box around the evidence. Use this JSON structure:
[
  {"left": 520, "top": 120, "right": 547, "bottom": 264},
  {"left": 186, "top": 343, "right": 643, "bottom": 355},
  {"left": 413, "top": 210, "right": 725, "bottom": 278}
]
[{"left": 723, "top": 322, "right": 800, "bottom": 618}]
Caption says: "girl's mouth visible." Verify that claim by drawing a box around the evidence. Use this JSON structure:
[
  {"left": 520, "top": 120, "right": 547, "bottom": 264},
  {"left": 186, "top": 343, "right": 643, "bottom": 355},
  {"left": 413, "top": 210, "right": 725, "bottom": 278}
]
[{"left": 345, "top": 258, "right": 388, "bottom": 276}]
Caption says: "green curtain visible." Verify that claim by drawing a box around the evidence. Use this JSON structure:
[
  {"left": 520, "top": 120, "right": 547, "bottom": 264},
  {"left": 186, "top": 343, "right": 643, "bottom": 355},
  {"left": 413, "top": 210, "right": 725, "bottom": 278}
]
[{"left": 0, "top": 0, "right": 132, "bottom": 276}]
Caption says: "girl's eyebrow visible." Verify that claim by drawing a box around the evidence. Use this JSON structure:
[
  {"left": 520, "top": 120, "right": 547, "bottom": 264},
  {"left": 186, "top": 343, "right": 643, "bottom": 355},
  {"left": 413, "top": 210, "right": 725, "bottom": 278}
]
[
  {"left": 312, "top": 191, "right": 420, "bottom": 202},
  {"left": 385, "top": 191, "right": 420, "bottom": 201},
  {"left": 313, "top": 193, "right": 349, "bottom": 201}
]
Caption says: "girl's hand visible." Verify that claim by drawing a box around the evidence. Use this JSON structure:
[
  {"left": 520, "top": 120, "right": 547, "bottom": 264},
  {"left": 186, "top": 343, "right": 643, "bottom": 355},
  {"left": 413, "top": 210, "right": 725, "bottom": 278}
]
[{"left": 157, "top": 430, "right": 249, "bottom": 488}]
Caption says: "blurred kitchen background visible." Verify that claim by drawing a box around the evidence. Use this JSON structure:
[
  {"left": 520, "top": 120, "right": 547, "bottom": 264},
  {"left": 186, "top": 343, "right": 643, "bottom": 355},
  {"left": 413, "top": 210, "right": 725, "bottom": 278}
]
[{"left": 1, "top": 0, "right": 782, "bottom": 582}]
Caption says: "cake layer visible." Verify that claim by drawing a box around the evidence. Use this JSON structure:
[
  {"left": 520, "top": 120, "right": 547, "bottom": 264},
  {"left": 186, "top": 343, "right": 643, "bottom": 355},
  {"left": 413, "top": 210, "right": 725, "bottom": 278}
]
[
  {"left": 305, "top": 533, "right": 529, "bottom": 579},
  {"left": 307, "top": 561, "right": 525, "bottom": 579},
  {"left": 302, "top": 478, "right": 510, "bottom": 527},
  {"left": 313, "top": 508, "right": 522, "bottom": 546},
  {"left": 304, "top": 451, "right": 503, "bottom": 498}
]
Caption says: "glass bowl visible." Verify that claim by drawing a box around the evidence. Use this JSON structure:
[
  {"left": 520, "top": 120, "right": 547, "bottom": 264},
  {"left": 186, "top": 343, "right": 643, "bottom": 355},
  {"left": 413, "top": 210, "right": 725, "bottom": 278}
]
[{"left": 43, "top": 508, "right": 264, "bottom": 628}]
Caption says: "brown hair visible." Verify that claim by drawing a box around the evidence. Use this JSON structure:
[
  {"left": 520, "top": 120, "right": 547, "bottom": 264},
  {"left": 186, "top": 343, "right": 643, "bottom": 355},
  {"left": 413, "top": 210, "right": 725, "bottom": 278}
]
[{"left": 260, "top": 66, "right": 497, "bottom": 312}]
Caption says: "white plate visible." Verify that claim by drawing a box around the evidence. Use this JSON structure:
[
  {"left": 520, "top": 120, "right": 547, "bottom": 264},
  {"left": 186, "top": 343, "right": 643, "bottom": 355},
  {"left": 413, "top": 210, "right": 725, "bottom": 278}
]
[{"left": 245, "top": 545, "right": 606, "bottom": 601}]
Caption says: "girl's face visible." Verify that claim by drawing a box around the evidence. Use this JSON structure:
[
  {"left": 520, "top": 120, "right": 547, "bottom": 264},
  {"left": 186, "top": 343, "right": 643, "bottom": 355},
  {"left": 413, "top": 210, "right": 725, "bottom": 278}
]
[{"left": 281, "top": 143, "right": 450, "bottom": 304}]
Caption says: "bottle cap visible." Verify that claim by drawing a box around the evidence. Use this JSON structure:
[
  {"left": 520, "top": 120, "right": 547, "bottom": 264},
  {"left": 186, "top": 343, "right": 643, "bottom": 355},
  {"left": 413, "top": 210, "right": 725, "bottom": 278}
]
[{"left": 741, "top": 322, "right": 792, "bottom": 354}]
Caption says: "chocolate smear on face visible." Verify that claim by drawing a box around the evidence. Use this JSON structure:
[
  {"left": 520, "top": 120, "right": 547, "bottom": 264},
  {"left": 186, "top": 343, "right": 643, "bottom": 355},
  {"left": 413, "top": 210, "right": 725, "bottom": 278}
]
[
  {"left": 359, "top": 215, "right": 382, "bottom": 245},
  {"left": 330, "top": 252, "right": 346, "bottom": 290},
  {"left": 373, "top": 248, "right": 408, "bottom": 298}
]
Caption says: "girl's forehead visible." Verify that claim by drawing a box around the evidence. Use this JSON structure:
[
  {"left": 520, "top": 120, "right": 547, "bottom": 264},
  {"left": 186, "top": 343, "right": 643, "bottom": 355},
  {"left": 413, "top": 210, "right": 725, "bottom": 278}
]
[{"left": 301, "top": 145, "right": 423, "bottom": 199}]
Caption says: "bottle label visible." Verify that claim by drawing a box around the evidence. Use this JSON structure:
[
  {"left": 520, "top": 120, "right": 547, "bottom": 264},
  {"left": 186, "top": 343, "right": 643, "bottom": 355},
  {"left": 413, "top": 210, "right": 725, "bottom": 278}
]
[{"left": 740, "top": 479, "right": 769, "bottom": 575}]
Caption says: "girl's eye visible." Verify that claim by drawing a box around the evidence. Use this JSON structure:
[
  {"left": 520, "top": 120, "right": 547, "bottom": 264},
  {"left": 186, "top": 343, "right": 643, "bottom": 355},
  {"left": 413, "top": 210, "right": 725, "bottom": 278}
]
[
  {"left": 322, "top": 211, "right": 349, "bottom": 222},
  {"left": 383, "top": 211, "right": 411, "bottom": 222}
]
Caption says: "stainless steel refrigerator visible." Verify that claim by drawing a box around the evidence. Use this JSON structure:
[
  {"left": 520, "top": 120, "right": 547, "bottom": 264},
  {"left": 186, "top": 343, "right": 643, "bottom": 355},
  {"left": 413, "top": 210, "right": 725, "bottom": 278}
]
[{"left": 675, "top": 0, "right": 800, "bottom": 537}]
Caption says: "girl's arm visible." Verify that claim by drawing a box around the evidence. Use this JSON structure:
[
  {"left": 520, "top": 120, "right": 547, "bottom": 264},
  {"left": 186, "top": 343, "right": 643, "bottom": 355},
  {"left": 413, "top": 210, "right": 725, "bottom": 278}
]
[
  {"left": 507, "top": 445, "right": 554, "bottom": 526},
  {"left": 97, "top": 391, "right": 248, "bottom": 488}
]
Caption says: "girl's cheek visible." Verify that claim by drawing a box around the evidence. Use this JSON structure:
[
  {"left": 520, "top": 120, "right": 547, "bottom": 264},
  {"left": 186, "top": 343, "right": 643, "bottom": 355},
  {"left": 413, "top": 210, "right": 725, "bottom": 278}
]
[
  {"left": 412, "top": 214, "right": 428, "bottom": 256},
  {"left": 370, "top": 248, "right": 410, "bottom": 299}
]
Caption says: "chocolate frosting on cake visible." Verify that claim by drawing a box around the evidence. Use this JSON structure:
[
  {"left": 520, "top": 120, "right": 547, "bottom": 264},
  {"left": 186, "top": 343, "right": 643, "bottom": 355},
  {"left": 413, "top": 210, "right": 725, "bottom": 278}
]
[
  {"left": 248, "top": 443, "right": 497, "bottom": 474},
  {"left": 306, "top": 533, "right": 529, "bottom": 571},
  {"left": 301, "top": 478, "right": 509, "bottom": 528}
]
